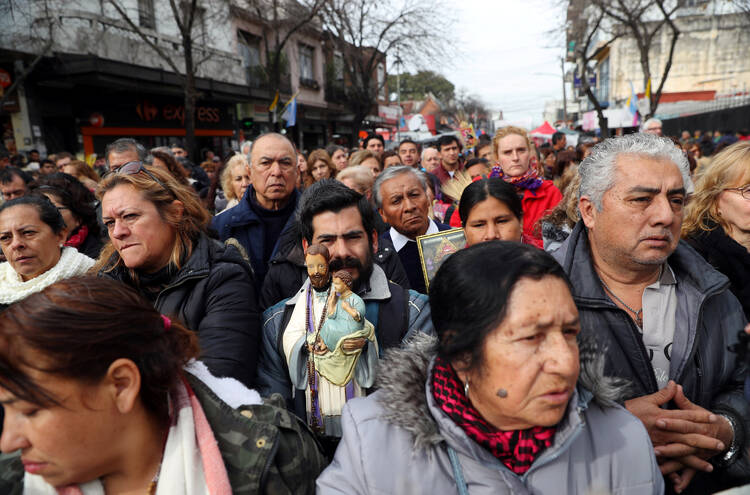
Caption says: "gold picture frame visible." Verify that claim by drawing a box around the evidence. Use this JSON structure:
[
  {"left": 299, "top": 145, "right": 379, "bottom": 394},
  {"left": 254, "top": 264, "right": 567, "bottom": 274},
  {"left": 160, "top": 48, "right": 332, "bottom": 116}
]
[{"left": 416, "top": 228, "right": 467, "bottom": 291}]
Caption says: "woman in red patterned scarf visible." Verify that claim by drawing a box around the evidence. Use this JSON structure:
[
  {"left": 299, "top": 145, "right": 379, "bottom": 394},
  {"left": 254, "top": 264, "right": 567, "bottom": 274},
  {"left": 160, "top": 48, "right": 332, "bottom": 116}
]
[
  {"left": 318, "top": 241, "right": 663, "bottom": 494},
  {"left": 490, "top": 126, "right": 563, "bottom": 248}
]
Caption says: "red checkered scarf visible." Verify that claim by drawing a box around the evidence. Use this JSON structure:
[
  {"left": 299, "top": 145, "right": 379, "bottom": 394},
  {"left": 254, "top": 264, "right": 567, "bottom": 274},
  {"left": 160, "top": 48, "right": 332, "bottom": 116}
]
[{"left": 431, "top": 356, "right": 556, "bottom": 475}]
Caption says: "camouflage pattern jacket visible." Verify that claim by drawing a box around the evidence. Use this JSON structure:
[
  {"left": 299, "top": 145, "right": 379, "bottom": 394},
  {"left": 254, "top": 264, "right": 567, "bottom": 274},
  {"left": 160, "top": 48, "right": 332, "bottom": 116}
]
[{"left": 0, "top": 372, "right": 327, "bottom": 494}]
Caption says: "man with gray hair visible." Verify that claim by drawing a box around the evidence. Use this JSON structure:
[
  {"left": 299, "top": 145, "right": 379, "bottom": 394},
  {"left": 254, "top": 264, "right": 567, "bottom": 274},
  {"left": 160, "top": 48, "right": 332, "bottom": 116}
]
[
  {"left": 212, "top": 132, "right": 300, "bottom": 291},
  {"left": 553, "top": 133, "right": 749, "bottom": 493},
  {"left": 104, "top": 138, "right": 148, "bottom": 173},
  {"left": 642, "top": 117, "right": 663, "bottom": 136},
  {"left": 375, "top": 166, "right": 450, "bottom": 294}
]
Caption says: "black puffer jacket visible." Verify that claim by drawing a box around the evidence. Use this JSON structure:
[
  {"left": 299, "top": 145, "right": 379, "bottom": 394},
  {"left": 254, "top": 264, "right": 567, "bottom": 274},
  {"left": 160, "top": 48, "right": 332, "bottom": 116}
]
[
  {"left": 100, "top": 234, "right": 261, "bottom": 388},
  {"left": 553, "top": 222, "right": 750, "bottom": 492},
  {"left": 686, "top": 224, "right": 750, "bottom": 321}
]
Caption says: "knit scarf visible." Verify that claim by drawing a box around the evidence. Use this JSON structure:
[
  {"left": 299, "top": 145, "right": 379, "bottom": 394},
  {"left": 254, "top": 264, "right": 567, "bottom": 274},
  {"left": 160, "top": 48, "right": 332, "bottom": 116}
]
[
  {"left": 0, "top": 247, "right": 95, "bottom": 305},
  {"left": 64, "top": 225, "right": 89, "bottom": 250},
  {"left": 430, "top": 356, "right": 555, "bottom": 475},
  {"left": 490, "top": 158, "right": 543, "bottom": 192},
  {"left": 23, "top": 368, "right": 233, "bottom": 495}
]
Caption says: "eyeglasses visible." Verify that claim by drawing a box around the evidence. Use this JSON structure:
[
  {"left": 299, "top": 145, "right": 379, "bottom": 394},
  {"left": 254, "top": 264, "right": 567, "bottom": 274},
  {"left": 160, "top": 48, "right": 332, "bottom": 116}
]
[
  {"left": 114, "top": 161, "right": 173, "bottom": 196},
  {"left": 724, "top": 185, "right": 750, "bottom": 200}
]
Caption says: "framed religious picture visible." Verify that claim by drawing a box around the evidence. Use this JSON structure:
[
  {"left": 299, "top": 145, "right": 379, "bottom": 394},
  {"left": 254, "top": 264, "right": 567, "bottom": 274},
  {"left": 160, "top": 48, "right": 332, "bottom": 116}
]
[{"left": 416, "top": 228, "right": 467, "bottom": 291}]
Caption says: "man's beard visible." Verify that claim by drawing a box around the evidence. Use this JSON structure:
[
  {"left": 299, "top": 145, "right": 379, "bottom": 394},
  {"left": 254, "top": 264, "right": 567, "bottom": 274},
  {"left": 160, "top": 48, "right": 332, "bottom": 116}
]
[
  {"left": 329, "top": 250, "right": 374, "bottom": 293},
  {"left": 309, "top": 273, "right": 331, "bottom": 291}
]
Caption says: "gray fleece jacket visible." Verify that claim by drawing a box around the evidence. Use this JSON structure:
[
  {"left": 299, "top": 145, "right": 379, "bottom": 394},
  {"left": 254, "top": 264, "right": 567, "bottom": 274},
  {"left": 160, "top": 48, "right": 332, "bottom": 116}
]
[{"left": 316, "top": 334, "right": 664, "bottom": 495}]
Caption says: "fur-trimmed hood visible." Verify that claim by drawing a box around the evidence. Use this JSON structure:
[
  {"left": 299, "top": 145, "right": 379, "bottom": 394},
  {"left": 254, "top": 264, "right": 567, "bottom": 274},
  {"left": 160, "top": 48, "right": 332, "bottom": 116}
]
[{"left": 375, "top": 332, "right": 630, "bottom": 451}]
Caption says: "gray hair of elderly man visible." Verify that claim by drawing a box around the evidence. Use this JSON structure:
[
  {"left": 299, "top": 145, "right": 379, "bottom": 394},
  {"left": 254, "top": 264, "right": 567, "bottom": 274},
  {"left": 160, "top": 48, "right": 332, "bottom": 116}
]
[
  {"left": 641, "top": 117, "right": 662, "bottom": 132},
  {"left": 578, "top": 132, "right": 692, "bottom": 210},
  {"left": 104, "top": 138, "right": 147, "bottom": 167},
  {"left": 373, "top": 165, "right": 428, "bottom": 209},
  {"left": 421, "top": 146, "right": 438, "bottom": 161}
]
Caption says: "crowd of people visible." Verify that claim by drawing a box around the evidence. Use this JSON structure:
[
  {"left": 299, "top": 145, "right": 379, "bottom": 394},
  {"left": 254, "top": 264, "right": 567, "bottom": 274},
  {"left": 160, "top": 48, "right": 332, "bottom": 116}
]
[{"left": 0, "top": 122, "right": 749, "bottom": 494}]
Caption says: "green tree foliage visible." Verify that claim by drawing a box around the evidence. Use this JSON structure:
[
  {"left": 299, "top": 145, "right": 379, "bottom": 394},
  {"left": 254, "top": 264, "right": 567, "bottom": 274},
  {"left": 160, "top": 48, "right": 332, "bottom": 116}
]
[{"left": 387, "top": 70, "right": 455, "bottom": 103}]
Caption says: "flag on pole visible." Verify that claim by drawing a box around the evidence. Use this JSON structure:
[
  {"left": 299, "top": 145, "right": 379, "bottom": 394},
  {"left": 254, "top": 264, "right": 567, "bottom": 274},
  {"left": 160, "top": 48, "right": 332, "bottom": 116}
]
[
  {"left": 281, "top": 93, "right": 298, "bottom": 127},
  {"left": 626, "top": 81, "right": 639, "bottom": 127},
  {"left": 268, "top": 91, "right": 279, "bottom": 112}
]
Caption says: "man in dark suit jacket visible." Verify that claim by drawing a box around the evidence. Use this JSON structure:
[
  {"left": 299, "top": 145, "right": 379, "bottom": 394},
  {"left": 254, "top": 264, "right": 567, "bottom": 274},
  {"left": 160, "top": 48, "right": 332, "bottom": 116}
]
[{"left": 375, "top": 166, "right": 450, "bottom": 294}]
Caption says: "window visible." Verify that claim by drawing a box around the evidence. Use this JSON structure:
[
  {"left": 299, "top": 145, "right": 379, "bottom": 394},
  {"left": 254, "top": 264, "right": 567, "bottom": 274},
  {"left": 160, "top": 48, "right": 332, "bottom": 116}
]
[
  {"left": 138, "top": 0, "right": 155, "bottom": 29},
  {"left": 333, "top": 51, "right": 344, "bottom": 83},
  {"left": 377, "top": 63, "right": 386, "bottom": 100},
  {"left": 239, "top": 31, "right": 262, "bottom": 86},
  {"left": 299, "top": 44, "right": 315, "bottom": 81}
]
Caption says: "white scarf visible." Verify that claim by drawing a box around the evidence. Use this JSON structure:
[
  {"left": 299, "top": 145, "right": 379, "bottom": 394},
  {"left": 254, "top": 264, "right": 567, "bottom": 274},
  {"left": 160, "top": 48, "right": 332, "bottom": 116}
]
[
  {"left": 0, "top": 247, "right": 95, "bottom": 305},
  {"left": 23, "top": 362, "right": 240, "bottom": 495}
]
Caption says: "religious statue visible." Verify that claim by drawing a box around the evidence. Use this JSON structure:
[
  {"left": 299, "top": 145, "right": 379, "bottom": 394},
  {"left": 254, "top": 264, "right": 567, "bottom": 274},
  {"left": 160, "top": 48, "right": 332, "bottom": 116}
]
[{"left": 282, "top": 244, "right": 377, "bottom": 437}]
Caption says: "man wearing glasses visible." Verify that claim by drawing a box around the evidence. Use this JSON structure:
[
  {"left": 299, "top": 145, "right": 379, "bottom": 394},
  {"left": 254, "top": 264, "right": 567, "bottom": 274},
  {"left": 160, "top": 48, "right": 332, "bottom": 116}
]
[{"left": 212, "top": 133, "right": 300, "bottom": 290}]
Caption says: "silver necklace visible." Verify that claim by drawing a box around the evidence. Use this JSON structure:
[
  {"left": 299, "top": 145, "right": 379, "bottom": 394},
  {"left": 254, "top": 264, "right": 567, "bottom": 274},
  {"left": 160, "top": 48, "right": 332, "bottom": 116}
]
[{"left": 599, "top": 277, "right": 643, "bottom": 328}]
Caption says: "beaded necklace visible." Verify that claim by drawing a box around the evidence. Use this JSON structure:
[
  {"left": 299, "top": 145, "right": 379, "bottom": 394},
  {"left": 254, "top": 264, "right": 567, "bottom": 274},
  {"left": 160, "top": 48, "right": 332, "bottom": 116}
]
[{"left": 306, "top": 285, "right": 331, "bottom": 433}]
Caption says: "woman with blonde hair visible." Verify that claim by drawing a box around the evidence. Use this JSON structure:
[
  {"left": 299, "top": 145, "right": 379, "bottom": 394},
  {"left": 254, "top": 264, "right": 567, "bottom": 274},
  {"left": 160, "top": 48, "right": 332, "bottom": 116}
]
[
  {"left": 95, "top": 162, "right": 261, "bottom": 387},
  {"left": 683, "top": 141, "right": 750, "bottom": 319},
  {"left": 490, "top": 126, "right": 562, "bottom": 248},
  {"left": 219, "top": 153, "right": 251, "bottom": 212}
]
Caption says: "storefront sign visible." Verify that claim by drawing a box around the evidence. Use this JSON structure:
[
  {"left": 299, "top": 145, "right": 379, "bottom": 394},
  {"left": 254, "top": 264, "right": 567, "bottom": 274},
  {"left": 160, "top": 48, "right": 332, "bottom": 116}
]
[{"left": 81, "top": 96, "right": 233, "bottom": 130}]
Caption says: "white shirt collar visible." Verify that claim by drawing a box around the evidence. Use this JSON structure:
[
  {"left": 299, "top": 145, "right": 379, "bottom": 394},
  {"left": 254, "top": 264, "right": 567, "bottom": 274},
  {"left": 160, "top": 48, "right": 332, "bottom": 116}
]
[{"left": 390, "top": 219, "right": 439, "bottom": 252}]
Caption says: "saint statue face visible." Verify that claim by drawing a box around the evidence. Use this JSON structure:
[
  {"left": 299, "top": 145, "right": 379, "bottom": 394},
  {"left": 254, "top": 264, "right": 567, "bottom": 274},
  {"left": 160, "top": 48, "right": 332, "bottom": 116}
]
[
  {"left": 331, "top": 277, "right": 346, "bottom": 294},
  {"left": 306, "top": 253, "right": 330, "bottom": 290}
]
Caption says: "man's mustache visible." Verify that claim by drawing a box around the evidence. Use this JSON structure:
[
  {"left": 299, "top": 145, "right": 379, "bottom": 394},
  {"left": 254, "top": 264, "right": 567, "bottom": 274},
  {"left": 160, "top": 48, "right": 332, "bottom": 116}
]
[{"left": 329, "top": 257, "right": 363, "bottom": 272}]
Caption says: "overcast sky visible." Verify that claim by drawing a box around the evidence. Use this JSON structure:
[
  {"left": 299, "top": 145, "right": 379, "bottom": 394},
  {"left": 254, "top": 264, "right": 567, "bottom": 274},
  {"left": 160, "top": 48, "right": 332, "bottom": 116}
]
[{"left": 447, "top": 0, "right": 567, "bottom": 127}]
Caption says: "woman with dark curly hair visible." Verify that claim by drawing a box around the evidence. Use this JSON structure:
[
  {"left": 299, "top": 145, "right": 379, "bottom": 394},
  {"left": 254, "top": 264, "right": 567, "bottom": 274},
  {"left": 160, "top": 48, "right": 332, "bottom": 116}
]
[{"left": 32, "top": 173, "right": 104, "bottom": 258}]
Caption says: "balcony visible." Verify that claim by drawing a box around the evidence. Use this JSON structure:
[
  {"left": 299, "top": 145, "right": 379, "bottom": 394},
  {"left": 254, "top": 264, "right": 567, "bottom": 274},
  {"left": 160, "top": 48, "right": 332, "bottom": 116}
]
[{"left": 325, "top": 82, "right": 347, "bottom": 103}]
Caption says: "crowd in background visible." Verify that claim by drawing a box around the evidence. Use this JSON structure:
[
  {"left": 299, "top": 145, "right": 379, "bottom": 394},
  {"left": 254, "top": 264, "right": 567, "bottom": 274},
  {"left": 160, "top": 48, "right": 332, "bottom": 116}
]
[{"left": 0, "top": 122, "right": 750, "bottom": 494}]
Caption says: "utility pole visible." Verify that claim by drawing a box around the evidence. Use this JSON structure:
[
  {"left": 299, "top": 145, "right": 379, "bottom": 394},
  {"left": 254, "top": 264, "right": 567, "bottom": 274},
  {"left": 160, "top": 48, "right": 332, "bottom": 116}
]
[{"left": 561, "top": 57, "right": 568, "bottom": 127}]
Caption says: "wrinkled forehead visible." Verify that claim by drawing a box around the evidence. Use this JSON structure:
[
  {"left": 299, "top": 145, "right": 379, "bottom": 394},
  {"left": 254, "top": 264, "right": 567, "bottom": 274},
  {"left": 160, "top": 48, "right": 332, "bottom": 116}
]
[
  {"left": 251, "top": 135, "right": 296, "bottom": 160},
  {"left": 613, "top": 153, "right": 684, "bottom": 185}
]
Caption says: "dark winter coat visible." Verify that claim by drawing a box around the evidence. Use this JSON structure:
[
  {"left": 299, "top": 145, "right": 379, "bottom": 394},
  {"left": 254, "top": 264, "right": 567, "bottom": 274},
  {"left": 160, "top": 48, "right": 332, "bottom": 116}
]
[
  {"left": 553, "top": 221, "right": 750, "bottom": 492},
  {"left": 686, "top": 224, "right": 750, "bottom": 320},
  {"left": 211, "top": 186, "right": 299, "bottom": 291},
  {"left": 100, "top": 234, "right": 261, "bottom": 388}
]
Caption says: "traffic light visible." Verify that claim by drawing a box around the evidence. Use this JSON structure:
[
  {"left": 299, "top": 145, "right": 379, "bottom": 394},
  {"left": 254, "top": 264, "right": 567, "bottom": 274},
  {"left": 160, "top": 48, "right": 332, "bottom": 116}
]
[{"left": 241, "top": 118, "right": 254, "bottom": 130}]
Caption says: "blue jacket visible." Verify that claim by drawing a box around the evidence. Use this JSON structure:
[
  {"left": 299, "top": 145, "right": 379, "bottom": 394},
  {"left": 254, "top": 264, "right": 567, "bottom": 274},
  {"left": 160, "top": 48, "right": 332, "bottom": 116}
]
[{"left": 211, "top": 186, "right": 299, "bottom": 290}]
